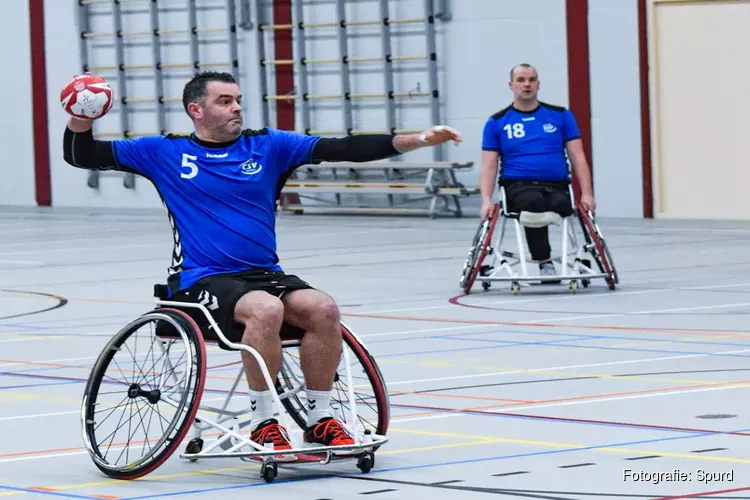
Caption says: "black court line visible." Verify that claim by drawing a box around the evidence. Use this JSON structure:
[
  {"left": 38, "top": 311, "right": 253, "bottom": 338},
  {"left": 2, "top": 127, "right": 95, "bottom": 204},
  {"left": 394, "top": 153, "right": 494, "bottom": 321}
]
[
  {"left": 360, "top": 489, "right": 398, "bottom": 495},
  {"left": 557, "top": 463, "right": 596, "bottom": 469},
  {"left": 0, "top": 290, "right": 68, "bottom": 321}
]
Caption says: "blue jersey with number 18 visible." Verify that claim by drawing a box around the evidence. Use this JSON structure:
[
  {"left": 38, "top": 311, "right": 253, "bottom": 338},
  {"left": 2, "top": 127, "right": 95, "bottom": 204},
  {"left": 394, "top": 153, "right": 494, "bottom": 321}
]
[
  {"left": 481, "top": 102, "right": 581, "bottom": 181},
  {"left": 110, "top": 128, "right": 321, "bottom": 293}
]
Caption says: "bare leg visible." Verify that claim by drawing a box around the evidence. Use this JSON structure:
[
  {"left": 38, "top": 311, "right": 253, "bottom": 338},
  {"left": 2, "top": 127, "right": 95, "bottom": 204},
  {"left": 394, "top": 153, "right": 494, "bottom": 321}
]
[
  {"left": 233, "top": 290, "right": 285, "bottom": 391},
  {"left": 281, "top": 289, "right": 342, "bottom": 391}
]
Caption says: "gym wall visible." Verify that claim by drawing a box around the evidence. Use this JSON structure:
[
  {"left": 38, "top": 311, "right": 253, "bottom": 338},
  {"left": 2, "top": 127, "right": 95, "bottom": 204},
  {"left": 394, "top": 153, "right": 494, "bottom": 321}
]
[
  {"left": 1, "top": 1, "right": 36, "bottom": 207},
  {"left": 8, "top": 0, "right": 642, "bottom": 218}
]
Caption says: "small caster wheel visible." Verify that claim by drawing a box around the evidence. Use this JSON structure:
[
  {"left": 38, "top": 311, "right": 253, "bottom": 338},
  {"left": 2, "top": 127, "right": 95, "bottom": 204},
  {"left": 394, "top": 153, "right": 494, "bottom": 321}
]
[
  {"left": 569, "top": 280, "right": 578, "bottom": 293},
  {"left": 482, "top": 281, "right": 491, "bottom": 291},
  {"left": 511, "top": 282, "right": 520, "bottom": 295},
  {"left": 357, "top": 452, "right": 374, "bottom": 473},
  {"left": 261, "top": 461, "right": 278, "bottom": 483},
  {"left": 185, "top": 437, "right": 203, "bottom": 462}
]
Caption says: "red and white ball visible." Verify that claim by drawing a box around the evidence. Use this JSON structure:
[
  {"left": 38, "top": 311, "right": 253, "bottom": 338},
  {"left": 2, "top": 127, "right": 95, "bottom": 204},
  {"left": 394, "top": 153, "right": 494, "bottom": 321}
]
[{"left": 60, "top": 74, "right": 114, "bottom": 120}]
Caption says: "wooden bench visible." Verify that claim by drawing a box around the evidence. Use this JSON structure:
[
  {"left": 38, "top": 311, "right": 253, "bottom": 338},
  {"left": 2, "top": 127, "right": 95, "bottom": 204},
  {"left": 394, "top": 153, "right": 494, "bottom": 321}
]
[{"left": 279, "top": 160, "right": 479, "bottom": 218}]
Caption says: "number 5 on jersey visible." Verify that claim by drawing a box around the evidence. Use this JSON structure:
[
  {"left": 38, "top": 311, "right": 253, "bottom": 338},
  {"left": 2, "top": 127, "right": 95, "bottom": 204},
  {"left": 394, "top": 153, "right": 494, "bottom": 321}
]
[
  {"left": 181, "top": 153, "right": 199, "bottom": 179},
  {"left": 503, "top": 123, "right": 526, "bottom": 139}
]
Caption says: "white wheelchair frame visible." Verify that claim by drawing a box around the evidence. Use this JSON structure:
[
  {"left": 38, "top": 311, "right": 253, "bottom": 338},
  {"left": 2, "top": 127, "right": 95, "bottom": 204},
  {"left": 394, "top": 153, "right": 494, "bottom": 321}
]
[
  {"left": 460, "top": 180, "right": 618, "bottom": 295},
  {"left": 80, "top": 289, "right": 389, "bottom": 483}
]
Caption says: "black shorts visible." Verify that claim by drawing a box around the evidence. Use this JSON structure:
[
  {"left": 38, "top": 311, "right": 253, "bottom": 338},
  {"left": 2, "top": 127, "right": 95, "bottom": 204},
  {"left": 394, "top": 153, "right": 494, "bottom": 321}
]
[
  {"left": 170, "top": 269, "right": 314, "bottom": 350},
  {"left": 500, "top": 180, "right": 574, "bottom": 217}
]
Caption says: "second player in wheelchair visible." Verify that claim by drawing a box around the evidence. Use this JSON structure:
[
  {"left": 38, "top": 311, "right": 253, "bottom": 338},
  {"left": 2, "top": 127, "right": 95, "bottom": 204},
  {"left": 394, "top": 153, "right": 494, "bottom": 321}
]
[{"left": 459, "top": 64, "right": 618, "bottom": 294}]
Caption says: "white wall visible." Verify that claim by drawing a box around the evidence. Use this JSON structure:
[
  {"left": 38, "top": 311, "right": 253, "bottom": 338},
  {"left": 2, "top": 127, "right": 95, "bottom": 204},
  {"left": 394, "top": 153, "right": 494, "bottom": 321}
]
[
  {"left": 589, "top": 0, "right": 643, "bottom": 217},
  {"left": 23, "top": 0, "right": 644, "bottom": 216},
  {"left": 0, "top": 1, "right": 35, "bottom": 207}
]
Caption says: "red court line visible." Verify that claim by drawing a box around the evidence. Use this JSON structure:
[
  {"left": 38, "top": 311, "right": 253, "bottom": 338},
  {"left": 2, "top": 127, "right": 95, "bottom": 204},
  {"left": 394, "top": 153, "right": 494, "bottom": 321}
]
[
  {"left": 345, "top": 308, "right": 750, "bottom": 338},
  {"left": 653, "top": 486, "right": 750, "bottom": 499}
]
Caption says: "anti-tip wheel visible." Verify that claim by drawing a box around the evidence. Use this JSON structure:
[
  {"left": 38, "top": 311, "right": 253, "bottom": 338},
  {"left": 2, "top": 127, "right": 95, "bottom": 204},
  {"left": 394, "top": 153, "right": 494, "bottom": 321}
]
[
  {"left": 357, "top": 452, "right": 375, "bottom": 473},
  {"left": 261, "top": 461, "right": 278, "bottom": 483},
  {"left": 569, "top": 280, "right": 579, "bottom": 293},
  {"left": 185, "top": 437, "right": 203, "bottom": 462},
  {"left": 511, "top": 282, "right": 520, "bottom": 295}
]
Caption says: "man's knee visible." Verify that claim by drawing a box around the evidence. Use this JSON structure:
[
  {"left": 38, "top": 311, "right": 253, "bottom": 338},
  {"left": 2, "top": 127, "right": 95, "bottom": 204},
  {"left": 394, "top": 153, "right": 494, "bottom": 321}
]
[
  {"left": 285, "top": 290, "right": 341, "bottom": 332},
  {"left": 234, "top": 291, "right": 285, "bottom": 329},
  {"left": 550, "top": 193, "right": 574, "bottom": 217}
]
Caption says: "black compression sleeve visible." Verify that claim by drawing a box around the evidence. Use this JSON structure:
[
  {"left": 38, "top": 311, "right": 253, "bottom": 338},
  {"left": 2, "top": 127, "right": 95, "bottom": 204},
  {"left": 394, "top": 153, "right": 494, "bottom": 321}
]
[
  {"left": 63, "top": 126, "right": 119, "bottom": 171},
  {"left": 310, "top": 135, "right": 400, "bottom": 163}
]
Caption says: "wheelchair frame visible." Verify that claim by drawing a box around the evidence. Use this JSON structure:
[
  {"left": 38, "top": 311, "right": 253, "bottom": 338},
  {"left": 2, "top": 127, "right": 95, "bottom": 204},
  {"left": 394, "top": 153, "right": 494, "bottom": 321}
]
[
  {"left": 80, "top": 288, "right": 390, "bottom": 483},
  {"left": 459, "top": 182, "right": 618, "bottom": 295}
]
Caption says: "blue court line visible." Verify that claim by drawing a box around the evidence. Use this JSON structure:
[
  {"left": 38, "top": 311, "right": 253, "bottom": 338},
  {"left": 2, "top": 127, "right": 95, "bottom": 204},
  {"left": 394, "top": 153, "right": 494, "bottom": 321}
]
[
  {"left": 0, "top": 323, "right": 51, "bottom": 331},
  {"left": 0, "top": 380, "right": 82, "bottom": 390},
  {"left": 386, "top": 402, "right": 745, "bottom": 436},
  {"left": 372, "top": 335, "right": 605, "bottom": 358},
  {"left": 436, "top": 335, "right": 750, "bottom": 359},
  {"left": 365, "top": 327, "right": 750, "bottom": 349},
  {"left": 107, "top": 425, "right": 750, "bottom": 499}
]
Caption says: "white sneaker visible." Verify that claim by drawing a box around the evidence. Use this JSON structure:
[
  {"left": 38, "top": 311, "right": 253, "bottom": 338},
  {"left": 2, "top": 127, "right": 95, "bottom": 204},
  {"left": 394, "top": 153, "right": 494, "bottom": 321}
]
[{"left": 539, "top": 262, "right": 560, "bottom": 284}]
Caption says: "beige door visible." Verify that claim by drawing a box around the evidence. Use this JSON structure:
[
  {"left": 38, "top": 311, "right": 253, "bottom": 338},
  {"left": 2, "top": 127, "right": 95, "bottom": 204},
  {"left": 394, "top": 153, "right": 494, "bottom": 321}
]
[{"left": 649, "top": 0, "right": 750, "bottom": 219}]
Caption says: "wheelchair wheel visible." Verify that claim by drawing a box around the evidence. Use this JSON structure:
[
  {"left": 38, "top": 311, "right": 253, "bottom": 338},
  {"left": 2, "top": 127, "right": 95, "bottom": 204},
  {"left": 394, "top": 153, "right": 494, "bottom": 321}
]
[
  {"left": 275, "top": 322, "right": 390, "bottom": 446},
  {"left": 459, "top": 204, "right": 499, "bottom": 294},
  {"left": 576, "top": 203, "right": 619, "bottom": 290},
  {"left": 81, "top": 308, "right": 207, "bottom": 480}
]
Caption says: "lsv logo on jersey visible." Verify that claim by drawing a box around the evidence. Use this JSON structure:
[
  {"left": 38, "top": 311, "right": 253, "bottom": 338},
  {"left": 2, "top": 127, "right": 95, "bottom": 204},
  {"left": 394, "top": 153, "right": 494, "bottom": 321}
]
[
  {"left": 240, "top": 158, "right": 263, "bottom": 175},
  {"left": 543, "top": 123, "right": 557, "bottom": 133}
]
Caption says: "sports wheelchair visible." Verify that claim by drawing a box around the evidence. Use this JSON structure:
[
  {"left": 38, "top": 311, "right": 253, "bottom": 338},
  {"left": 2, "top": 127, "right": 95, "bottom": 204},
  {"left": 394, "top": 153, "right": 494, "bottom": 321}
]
[
  {"left": 80, "top": 284, "right": 390, "bottom": 483},
  {"left": 459, "top": 181, "right": 618, "bottom": 294}
]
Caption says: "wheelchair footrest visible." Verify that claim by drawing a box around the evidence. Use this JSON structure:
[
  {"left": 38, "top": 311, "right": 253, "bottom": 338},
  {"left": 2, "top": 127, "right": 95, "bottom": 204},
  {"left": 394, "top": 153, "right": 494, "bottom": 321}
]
[{"left": 179, "top": 435, "right": 388, "bottom": 461}]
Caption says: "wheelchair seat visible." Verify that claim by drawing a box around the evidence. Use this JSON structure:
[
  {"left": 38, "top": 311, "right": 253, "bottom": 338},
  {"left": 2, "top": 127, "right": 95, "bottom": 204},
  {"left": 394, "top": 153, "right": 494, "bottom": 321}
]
[{"left": 151, "top": 283, "right": 306, "bottom": 347}]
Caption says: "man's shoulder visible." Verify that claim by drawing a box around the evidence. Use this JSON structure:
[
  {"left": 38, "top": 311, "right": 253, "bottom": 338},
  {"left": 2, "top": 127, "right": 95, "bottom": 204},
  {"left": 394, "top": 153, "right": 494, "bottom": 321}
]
[
  {"left": 539, "top": 102, "right": 570, "bottom": 114},
  {"left": 488, "top": 105, "right": 514, "bottom": 121}
]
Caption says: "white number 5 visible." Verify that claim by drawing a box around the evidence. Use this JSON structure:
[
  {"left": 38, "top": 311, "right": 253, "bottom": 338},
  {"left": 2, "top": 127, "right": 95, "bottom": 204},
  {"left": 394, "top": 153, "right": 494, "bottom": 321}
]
[{"left": 181, "top": 153, "right": 198, "bottom": 179}]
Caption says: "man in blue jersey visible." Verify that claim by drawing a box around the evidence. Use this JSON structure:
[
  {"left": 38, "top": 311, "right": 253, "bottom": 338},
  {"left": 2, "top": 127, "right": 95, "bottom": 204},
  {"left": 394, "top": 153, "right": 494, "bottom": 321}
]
[
  {"left": 479, "top": 63, "right": 594, "bottom": 282},
  {"left": 62, "top": 71, "right": 462, "bottom": 454}
]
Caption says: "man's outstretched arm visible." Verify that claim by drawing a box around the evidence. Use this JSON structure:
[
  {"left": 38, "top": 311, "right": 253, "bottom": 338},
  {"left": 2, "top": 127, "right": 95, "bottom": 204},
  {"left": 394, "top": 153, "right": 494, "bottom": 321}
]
[
  {"left": 310, "top": 126, "right": 463, "bottom": 163},
  {"left": 63, "top": 117, "right": 119, "bottom": 171}
]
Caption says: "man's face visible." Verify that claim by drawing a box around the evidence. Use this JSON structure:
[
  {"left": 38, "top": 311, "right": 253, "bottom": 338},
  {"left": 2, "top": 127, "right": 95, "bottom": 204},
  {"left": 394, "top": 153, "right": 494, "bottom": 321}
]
[
  {"left": 192, "top": 81, "right": 243, "bottom": 139},
  {"left": 509, "top": 67, "right": 539, "bottom": 100}
]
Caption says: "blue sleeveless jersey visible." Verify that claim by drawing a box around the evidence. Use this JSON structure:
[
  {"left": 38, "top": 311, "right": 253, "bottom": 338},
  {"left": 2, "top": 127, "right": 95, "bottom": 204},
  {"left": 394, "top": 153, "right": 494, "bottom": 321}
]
[
  {"left": 481, "top": 102, "right": 581, "bottom": 181},
  {"left": 110, "top": 128, "right": 320, "bottom": 292}
]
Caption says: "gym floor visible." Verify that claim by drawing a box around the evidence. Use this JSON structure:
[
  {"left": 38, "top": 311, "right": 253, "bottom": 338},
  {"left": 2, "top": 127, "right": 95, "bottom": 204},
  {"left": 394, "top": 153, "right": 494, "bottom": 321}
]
[{"left": 2, "top": 205, "right": 750, "bottom": 500}]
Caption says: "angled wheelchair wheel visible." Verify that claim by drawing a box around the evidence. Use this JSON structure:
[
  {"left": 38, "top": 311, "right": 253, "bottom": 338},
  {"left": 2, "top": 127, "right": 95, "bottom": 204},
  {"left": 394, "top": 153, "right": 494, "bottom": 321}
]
[
  {"left": 576, "top": 203, "right": 619, "bottom": 290},
  {"left": 459, "top": 204, "right": 500, "bottom": 294},
  {"left": 275, "top": 322, "right": 390, "bottom": 446},
  {"left": 81, "top": 308, "right": 207, "bottom": 480}
]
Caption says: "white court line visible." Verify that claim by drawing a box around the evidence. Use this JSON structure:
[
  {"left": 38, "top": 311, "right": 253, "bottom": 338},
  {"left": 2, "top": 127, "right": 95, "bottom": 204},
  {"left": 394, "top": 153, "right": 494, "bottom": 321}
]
[
  {"left": 352, "top": 281, "right": 750, "bottom": 315},
  {"left": 386, "top": 348, "right": 750, "bottom": 386},
  {"left": 3, "top": 379, "right": 749, "bottom": 463},
  {"left": 393, "top": 382, "right": 750, "bottom": 425}
]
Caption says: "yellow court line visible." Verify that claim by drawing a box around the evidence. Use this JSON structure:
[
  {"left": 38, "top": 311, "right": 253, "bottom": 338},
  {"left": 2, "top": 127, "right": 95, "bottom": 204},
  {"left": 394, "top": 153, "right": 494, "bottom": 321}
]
[
  {"left": 389, "top": 427, "right": 750, "bottom": 464},
  {"left": 3, "top": 424, "right": 749, "bottom": 498}
]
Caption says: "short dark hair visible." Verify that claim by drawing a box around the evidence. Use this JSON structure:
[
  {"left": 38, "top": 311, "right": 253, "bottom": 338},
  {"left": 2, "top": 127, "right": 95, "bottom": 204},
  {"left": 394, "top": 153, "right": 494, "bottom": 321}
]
[
  {"left": 182, "top": 71, "right": 237, "bottom": 118},
  {"left": 510, "top": 63, "right": 536, "bottom": 81}
]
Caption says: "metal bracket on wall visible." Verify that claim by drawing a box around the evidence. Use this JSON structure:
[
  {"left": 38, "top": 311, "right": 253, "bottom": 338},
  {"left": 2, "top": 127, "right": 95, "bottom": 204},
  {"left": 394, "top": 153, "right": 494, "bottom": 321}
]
[
  {"left": 239, "top": 0, "right": 253, "bottom": 30},
  {"left": 434, "top": 0, "right": 452, "bottom": 22}
]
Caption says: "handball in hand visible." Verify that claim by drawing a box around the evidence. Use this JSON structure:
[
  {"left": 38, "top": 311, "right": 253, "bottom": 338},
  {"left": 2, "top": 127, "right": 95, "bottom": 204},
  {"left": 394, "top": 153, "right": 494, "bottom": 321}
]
[{"left": 60, "top": 74, "right": 114, "bottom": 120}]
